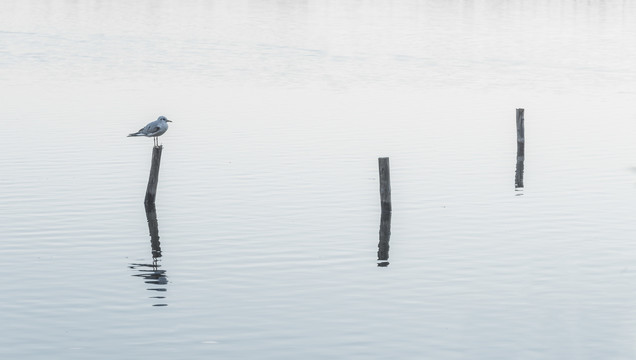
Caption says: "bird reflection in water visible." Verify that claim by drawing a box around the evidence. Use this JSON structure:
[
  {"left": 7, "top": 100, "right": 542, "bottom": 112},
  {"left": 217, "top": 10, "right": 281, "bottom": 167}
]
[
  {"left": 377, "top": 211, "right": 391, "bottom": 267},
  {"left": 129, "top": 202, "right": 168, "bottom": 306}
]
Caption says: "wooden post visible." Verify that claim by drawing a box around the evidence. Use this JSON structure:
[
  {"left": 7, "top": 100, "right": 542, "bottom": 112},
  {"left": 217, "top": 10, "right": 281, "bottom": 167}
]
[
  {"left": 516, "top": 108, "right": 525, "bottom": 158},
  {"left": 515, "top": 109, "right": 525, "bottom": 190},
  {"left": 144, "top": 145, "right": 163, "bottom": 205},
  {"left": 378, "top": 157, "right": 391, "bottom": 213}
]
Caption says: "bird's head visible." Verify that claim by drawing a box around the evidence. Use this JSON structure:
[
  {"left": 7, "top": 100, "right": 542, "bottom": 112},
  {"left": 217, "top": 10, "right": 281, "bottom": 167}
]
[{"left": 158, "top": 116, "right": 172, "bottom": 122}]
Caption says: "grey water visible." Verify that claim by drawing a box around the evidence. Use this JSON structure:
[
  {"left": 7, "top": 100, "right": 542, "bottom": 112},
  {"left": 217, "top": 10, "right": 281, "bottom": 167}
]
[{"left": 2, "top": 0, "right": 636, "bottom": 358}]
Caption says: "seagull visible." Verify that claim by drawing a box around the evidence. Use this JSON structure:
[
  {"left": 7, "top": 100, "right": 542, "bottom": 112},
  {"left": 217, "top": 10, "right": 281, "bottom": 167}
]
[{"left": 128, "top": 116, "right": 172, "bottom": 146}]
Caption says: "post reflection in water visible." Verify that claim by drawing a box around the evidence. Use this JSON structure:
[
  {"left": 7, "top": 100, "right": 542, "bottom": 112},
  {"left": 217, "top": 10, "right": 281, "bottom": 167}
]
[
  {"left": 515, "top": 152, "right": 525, "bottom": 194},
  {"left": 515, "top": 108, "right": 525, "bottom": 195},
  {"left": 377, "top": 211, "right": 392, "bottom": 267},
  {"left": 129, "top": 202, "right": 168, "bottom": 307}
]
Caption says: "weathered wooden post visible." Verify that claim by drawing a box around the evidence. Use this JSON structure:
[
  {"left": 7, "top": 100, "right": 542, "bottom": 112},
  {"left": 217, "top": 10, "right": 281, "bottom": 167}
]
[
  {"left": 515, "top": 109, "right": 525, "bottom": 190},
  {"left": 516, "top": 108, "right": 525, "bottom": 157},
  {"left": 378, "top": 157, "right": 392, "bottom": 213},
  {"left": 144, "top": 145, "right": 163, "bottom": 205}
]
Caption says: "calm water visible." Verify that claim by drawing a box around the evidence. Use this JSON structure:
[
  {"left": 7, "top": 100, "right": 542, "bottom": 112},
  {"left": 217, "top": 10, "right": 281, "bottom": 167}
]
[{"left": 2, "top": 1, "right": 636, "bottom": 359}]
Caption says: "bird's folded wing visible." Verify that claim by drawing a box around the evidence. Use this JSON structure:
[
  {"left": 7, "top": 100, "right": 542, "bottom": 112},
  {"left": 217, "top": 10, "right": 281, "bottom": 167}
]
[{"left": 146, "top": 126, "right": 161, "bottom": 135}]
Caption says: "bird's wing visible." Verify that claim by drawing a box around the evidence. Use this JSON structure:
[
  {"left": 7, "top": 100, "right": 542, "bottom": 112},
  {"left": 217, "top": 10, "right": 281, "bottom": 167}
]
[
  {"left": 142, "top": 120, "right": 160, "bottom": 132},
  {"left": 145, "top": 126, "right": 162, "bottom": 135}
]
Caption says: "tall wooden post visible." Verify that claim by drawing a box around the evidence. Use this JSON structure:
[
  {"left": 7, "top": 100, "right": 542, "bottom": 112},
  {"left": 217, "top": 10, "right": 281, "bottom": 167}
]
[
  {"left": 378, "top": 157, "right": 392, "bottom": 213},
  {"left": 145, "top": 145, "right": 163, "bottom": 205}
]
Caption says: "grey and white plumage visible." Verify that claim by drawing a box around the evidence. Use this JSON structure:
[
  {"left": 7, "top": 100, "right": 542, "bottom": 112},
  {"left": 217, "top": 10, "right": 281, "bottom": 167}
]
[{"left": 128, "top": 116, "right": 172, "bottom": 146}]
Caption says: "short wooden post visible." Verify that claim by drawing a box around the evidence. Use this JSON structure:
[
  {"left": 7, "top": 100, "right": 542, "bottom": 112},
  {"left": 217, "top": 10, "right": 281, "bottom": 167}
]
[
  {"left": 515, "top": 109, "right": 525, "bottom": 189},
  {"left": 378, "top": 157, "right": 392, "bottom": 213},
  {"left": 516, "top": 108, "right": 525, "bottom": 158},
  {"left": 144, "top": 145, "right": 163, "bottom": 205}
]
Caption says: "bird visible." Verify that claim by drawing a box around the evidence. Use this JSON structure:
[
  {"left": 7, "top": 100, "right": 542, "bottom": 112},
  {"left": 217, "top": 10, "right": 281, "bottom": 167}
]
[{"left": 128, "top": 116, "right": 172, "bottom": 147}]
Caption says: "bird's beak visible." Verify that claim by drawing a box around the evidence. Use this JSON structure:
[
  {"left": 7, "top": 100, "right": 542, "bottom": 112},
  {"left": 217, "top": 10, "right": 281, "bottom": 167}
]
[{"left": 166, "top": 119, "right": 173, "bottom": 122}]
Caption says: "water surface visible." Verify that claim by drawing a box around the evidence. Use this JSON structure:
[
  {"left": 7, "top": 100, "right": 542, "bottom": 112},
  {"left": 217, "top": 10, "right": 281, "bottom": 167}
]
[{"left": 2, "top": 1, "right": 636, "bottom": 359}]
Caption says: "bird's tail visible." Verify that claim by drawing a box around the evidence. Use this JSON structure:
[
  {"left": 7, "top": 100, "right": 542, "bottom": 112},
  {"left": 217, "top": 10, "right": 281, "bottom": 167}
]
[{"left": 127, "top": 132, "right": 142, "bottom": 137}]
